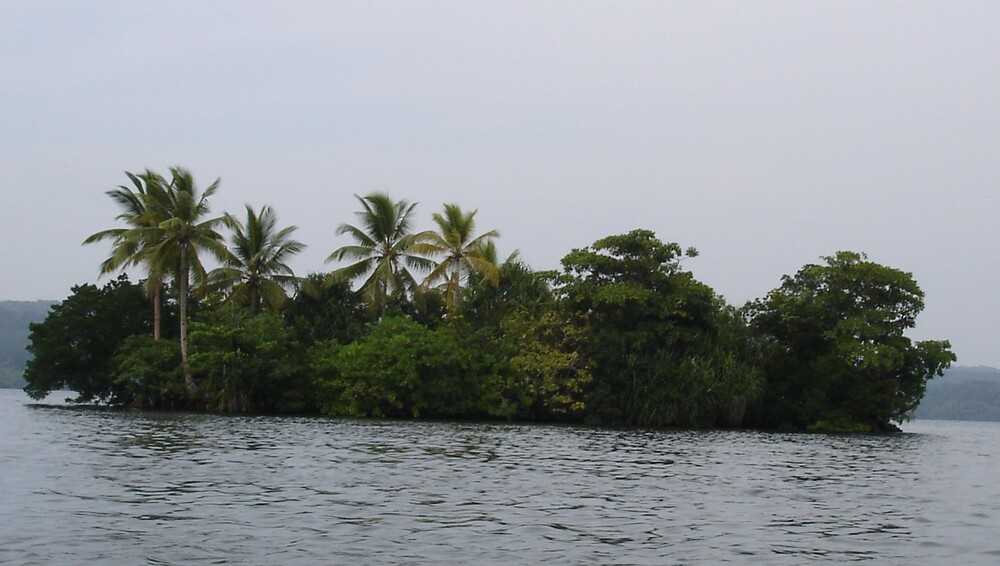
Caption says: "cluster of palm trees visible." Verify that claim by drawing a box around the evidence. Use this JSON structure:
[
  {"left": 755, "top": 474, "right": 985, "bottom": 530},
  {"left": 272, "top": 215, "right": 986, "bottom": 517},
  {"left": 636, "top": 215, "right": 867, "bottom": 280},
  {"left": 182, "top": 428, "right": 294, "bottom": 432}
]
[
  {"left": 328, "top": 195, "right": 500, "bottom": 313},
  {"left": 86, "top": 168, "right": 502, "bottom": 394}
]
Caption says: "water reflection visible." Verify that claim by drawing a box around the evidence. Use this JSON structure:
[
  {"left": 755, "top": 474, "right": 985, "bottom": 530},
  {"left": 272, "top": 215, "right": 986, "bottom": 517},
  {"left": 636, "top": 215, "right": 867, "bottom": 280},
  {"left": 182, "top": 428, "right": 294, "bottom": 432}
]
[{"left": 1, "top": 390, "right": 999, "bottom": 564}]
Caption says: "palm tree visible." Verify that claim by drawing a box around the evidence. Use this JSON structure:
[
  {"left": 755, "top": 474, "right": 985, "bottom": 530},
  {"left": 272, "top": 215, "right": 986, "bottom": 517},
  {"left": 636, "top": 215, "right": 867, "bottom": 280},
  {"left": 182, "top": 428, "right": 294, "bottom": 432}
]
[
  {"left": 326, "top": 192, "right": 435, "bottom": 314},
  {"left": 139, "top": 167, "right": 230, "bottom": 394},
  {"left": 210, "top": 204, "right": 306, "bottom": 313},
  {"left": 83, "top": 170, "right": 172, "bottom": 340},
  {"left": 421, "top": 203, "right": 500, "bottom": 313},
  {"left": 475, "top": 240, "right": 519, "bottom": 268}
]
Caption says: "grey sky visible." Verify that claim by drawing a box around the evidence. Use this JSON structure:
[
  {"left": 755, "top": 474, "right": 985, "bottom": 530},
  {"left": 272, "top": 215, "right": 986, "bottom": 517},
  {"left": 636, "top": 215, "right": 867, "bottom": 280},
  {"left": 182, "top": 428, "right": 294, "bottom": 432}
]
[{"left": 1, "top": 2, "right": 997, "bottom": 366}]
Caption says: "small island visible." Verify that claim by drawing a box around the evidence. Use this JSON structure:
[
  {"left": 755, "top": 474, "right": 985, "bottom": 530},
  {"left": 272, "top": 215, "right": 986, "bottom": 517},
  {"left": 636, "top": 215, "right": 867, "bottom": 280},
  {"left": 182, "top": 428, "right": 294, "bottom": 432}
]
[{"left": 23, "top": 167, "right": 955, "bottom": 433}]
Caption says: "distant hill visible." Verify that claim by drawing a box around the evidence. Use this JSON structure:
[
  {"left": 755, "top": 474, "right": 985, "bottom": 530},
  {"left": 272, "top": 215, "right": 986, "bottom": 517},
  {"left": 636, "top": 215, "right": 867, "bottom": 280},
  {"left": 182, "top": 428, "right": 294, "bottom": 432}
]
[
  {"left": 0, "top": 301, "right": 55, "bottom": 388},
  {"left": 914, "top": 366, "right": 1000, "bottom": 422}
]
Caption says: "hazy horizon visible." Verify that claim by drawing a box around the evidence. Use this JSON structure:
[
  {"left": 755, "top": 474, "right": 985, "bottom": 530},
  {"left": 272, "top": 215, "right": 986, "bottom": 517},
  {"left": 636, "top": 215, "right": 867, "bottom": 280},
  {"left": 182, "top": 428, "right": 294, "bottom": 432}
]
[{"left": 1, "top": 2, "right": 998, "bottom": 366}]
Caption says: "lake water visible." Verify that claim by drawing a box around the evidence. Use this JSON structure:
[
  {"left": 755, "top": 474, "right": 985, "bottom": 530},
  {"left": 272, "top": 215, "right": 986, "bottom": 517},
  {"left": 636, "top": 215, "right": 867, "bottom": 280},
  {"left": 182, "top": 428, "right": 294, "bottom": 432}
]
[{"left": 1, "top": 389, "right": 998, "bottom": 565}]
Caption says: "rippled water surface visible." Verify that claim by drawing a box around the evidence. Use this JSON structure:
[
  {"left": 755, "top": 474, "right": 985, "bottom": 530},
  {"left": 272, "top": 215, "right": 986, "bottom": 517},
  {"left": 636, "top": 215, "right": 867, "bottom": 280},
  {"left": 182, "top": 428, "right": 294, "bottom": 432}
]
[{"left": 2, "top": 390, "right": 999, "bottom": 564}]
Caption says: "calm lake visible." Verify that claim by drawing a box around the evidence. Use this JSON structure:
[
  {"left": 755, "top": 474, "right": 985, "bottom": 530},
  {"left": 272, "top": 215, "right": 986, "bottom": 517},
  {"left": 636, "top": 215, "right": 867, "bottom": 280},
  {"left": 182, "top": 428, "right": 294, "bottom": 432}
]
[{"left": 1, "top": 389, "right": 998, "bottom": 565}]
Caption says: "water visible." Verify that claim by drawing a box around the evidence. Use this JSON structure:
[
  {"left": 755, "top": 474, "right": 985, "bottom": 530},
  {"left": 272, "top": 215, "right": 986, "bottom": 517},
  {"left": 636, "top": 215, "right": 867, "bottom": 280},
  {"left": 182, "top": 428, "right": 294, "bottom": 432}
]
[{"left": 1, "top": 389, "right": 998, "bottom": 565}]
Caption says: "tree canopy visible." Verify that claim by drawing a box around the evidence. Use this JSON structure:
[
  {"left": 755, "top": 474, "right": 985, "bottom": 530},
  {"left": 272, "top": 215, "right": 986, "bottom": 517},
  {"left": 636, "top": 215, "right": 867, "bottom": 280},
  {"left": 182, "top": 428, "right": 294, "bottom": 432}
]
[
  {"left": 211, "top": 204, "right": 305, "bottom": 313},
  {"left": 421, "top": 203, "right": 500, "bottom": 313},
  {"left": 746, "top": 251, "right": 955, "bottom": 431},
  {"left": 558, "top": 229, "right": 760, "bottom": 427},
  {"left": 22, "top": 172, "right": 955, "bottom": 433},
  {"left": 24, "top": 275, "right": 152, "bottom": 403},
  {"left": 326, "top": 193, "right": 435, "bottom": 315}
]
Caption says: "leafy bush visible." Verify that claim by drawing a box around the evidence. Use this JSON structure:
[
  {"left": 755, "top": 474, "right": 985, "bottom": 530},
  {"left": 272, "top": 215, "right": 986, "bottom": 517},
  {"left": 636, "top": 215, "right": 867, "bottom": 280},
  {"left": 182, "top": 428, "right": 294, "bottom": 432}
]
[
  {"left": 487, "top": 310, "right": 591, "bottom": 421},
  {"left": 558, "top": 230, "right": 762, "bottom": 427},
  {"left": 111, "top": 336, "right": 185, "bottom": 408},
  {"left": 747, "top": 251, "right": 955, "bottom": 431},
  {"left": 24, "top": 275, "right": 152, "bottom": 402},
  {"left": 284, "top": 275, "right": 369, "bottom": 346},
  {"left": 313, "top": 316, "right": 489, "bottom": 418},
  {"left": 190, "top": 309, "right": 308, "bottom": 413}
]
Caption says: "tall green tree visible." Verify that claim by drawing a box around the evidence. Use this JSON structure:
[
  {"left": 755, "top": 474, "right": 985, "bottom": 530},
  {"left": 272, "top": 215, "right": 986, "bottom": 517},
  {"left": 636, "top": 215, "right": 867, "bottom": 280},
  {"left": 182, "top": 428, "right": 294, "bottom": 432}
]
[
  {"left": 190, "top": 308, "right": 307, "bottom": 413},
  {"left": 139, "top": 167, "right": 229, "bottom": 394},
  {"left": 489, "top": 309, "right": 592, "bottom": 421},
  {"left": 462, "top": 257, "right": 556, "bottom": 329},
  {"left": 82, "top": 170, "right": 172, "bottom": 340},
  {"left": 421, "top": 203, "right": 500, "bottom": 313},
  {"left": 211, "top": 205, "right": 306, "bottom": 313},
  {"left": 285, "top": 274, "right": 370, "bottom": 345},
  {"left": 312, "top": 316, "right": 490, "bottom": 418},
  {"left": 746, "top": 251, "right": 956, "bottom": 431},
  {"left": 558, "top": 229, "right": 761, "bottom": 427},
  {"left": 23, "top": 275, "right": 151, "bottom": 402},
  {"left": 326, "top": 193, "right": 434, "bottom": 314}
]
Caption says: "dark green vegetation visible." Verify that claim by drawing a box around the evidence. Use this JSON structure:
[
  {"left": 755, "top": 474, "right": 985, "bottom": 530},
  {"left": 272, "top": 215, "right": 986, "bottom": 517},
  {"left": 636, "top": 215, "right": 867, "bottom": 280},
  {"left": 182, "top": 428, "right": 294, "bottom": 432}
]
[
  {"left": 745, "top": 252, "right": 956, "bottom": 432},
  {"left": 21, "top": 168, "right": 957, "bottom": 432}
]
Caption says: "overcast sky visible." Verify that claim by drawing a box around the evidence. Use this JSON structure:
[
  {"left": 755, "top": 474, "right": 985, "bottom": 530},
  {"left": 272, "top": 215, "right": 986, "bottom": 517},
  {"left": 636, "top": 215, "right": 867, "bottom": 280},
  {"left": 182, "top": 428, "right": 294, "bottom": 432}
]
[{"left": 1, "top": 2, "right": 997, "bottom": 366}]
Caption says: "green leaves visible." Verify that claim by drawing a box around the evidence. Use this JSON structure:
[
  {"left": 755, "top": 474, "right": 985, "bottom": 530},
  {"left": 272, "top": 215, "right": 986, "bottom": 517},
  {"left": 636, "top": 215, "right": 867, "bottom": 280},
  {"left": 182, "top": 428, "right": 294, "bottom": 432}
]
[
  {"left": 558, "top": 229, "right": 760, "bottom": 427},
  {"left": 747, "top": 250, "right": 955, "bottom": 431},
  {"left": 494, "top": 310, "right": 591, "bottom": 419},
  {"left": 83, "top": 170, "right": 172, "bottom": 291},
  {"left": 421, "top": 203, "right": 500, "bottom": 313},
  {"left": 190, "top": 309, "right": 308, "bottom": 413},
  {"left": 210, "top": 204, "right": 306, "bottom": 313},
  {"left": 312, "top": 316, "right": 490, "bottom": 418},
  {"left": 327, "top": 193, "right": 434, "bottom": 314},
  {"left": 68, "top": 180, "right": 955, "bottom": 431},
  {"left": 111, "top": 336, "right": 184, "bottom": 409},
  {"left": 24, "top": 275, "right": 152, "bottom": 402}
]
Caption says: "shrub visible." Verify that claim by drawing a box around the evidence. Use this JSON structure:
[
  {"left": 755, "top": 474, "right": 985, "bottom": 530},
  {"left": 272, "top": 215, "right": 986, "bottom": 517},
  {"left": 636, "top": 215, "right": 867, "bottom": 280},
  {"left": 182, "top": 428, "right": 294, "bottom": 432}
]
[
  {"left": 111, "top": 336, "right": 185, "bottom": 409},
  {"left": 313, "top": 316, "right": 489, "bottom": 418}
]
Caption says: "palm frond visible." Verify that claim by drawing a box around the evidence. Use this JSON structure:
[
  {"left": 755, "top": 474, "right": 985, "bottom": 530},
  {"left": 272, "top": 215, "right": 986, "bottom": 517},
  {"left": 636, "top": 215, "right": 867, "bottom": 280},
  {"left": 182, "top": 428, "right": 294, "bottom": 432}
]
[
  {"left": 464, "top": 229, "right": 500, "bottom": 251},
  {"left": 335, "top": 223, "right": 377, "bottom": 248},
  {"left": 404, "top": 254, "right": 437, "bottom": 273},
  {"left": 327, "top": 245, "right": 374, "bottom": 263},
  {"left": 465, "top": 254, "right": 501, "bottom": 286},
  {"left": 422, "top": 259, "right": 453, "bottom": 287},
  {"left": 331, "top": 258, "right": 376, "bottom": 283},
  {"left": 82, "top": 228, "right": 127, "bottom": 245}
]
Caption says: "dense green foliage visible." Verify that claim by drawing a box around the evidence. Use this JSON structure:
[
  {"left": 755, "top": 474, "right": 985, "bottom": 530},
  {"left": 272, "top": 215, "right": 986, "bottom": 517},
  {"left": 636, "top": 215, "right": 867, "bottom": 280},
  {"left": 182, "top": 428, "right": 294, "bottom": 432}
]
[
  {"left": 420, "top": 203, "right": 500, "bottom": 313},
  {"left": 21, "top": 169, "right": 957, "bottom": 432},
  {"left": 283, "top": 275, "right": 370, "bottom": 346},
  {"left": 327, "top": 193, "right": 435, "bottom": 315},
  {"left": 190, "top": 308, "right": 309, "bottom": 413},
  {"left": 82, "top": 170, "right": 173, "bottom": 340},
  {"left": 745, "top": 252, "right": 956, "bottom": 432},
  {"left": 110, "top": 336, "right": 185, "bottom": 408},
  {"left": 210, "top": 205, "right": 305, "bottom": 313},
  {"left": 312, "top": 316, "right": 490, "bottom": 418},
  {"left": 558, "top": 230, "right": 762, "bottom": 427},
  {"left": 24, "top": 276, "right": 153, "bottom": 402},
  {"left": 488, "top": 309, "right": 591, "bottom": 421}
]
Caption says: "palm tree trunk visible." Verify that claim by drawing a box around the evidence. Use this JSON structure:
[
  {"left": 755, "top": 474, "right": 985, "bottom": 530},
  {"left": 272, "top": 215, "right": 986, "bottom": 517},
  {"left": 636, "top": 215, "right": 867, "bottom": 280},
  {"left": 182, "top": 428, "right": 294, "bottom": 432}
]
[
  {"left": 179, "top": 247, "right": 195, "bottom": 395},
  {"left": 449, "top": 258, "right": 461, "bottom": 313},
  {"left": 152, "top": 281, "right": 162, "bottom": 341},
  {"left": 379, "top": 279, "right": 387, "bottom": 319}
]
